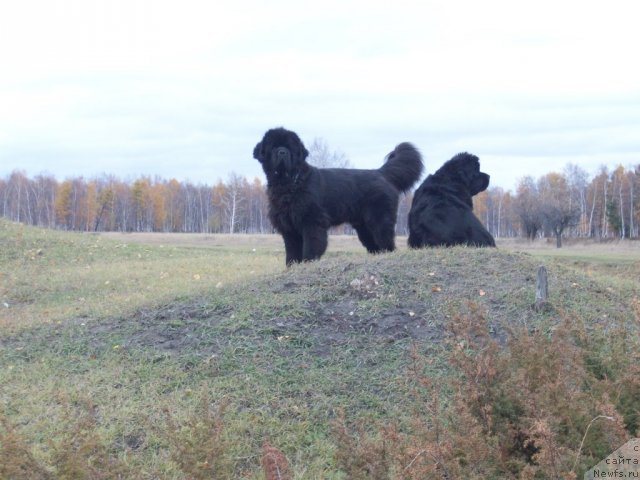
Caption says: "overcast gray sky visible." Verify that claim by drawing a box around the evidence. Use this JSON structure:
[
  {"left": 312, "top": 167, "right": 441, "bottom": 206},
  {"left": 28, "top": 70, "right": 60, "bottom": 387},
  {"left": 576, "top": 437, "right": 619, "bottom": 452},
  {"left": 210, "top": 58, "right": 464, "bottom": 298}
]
[{"left": 1, "top": 0, "right": 639, "bottom": 191}]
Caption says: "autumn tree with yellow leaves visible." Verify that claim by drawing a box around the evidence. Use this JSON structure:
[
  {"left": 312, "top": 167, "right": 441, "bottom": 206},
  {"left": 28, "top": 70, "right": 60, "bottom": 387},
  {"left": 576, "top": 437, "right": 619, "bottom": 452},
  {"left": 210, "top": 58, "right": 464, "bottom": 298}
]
[{"left": 1, "top": 163, "right": 639, "bottom": 242}]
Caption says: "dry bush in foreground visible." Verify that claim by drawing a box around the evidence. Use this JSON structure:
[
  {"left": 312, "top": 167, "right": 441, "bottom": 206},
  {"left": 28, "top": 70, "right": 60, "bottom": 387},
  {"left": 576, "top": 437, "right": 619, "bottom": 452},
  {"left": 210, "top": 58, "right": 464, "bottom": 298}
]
[
  {"left": 48, "top": 396, "right": 131, "bottom": 480},
  {"left": 261, "top": 442, "right": 292, "bottom": 480},
  {"left": 0, "top": 415, "right": 52, "bottom": 480},
  {"left": 163, "top": 393, "right": 233, "bottom": 479},
  {"left": 0, "top": 395, "right": 131, "bottom": 480},
  {"left": 333, "top": 304, "right": 637, "bottom": 479}
]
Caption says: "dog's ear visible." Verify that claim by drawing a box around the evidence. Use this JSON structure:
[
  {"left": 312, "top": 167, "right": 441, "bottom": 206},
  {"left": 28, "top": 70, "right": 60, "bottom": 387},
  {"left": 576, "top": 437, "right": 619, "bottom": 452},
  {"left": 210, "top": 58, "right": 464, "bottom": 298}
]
[
  {"left": 289, "top": 131, "right": 308, "bottom": 160},
  {"left": 253, "top": 141, "right": 264, "bottom": 163}
]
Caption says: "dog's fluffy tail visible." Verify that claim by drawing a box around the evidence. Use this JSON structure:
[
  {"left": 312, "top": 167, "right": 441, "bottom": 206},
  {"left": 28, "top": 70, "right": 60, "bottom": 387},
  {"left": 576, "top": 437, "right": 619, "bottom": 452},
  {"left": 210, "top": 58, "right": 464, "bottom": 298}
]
[{"left": 379, "top": 142, "right": 424, "bottom": 193}]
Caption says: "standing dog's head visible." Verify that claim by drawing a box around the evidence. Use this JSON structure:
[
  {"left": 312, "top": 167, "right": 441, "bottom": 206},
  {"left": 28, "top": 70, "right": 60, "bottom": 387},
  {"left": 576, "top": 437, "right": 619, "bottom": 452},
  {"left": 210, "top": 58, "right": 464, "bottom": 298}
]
[
  {"left": 253, "top": 127, "right": 310, "bottom": 185},
  {"left": 434, "top": 152, "right": 490, "bottom": 197}
]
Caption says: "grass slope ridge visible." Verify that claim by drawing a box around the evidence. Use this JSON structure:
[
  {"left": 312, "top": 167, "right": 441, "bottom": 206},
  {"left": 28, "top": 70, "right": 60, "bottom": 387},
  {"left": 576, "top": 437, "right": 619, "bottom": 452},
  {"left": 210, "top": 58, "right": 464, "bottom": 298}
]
[
  {"left": 110, "top": 246, "right": 637, "bottom": 355},
  {"left": 3, "top": 246, "right": 632, "bottom": 358}
]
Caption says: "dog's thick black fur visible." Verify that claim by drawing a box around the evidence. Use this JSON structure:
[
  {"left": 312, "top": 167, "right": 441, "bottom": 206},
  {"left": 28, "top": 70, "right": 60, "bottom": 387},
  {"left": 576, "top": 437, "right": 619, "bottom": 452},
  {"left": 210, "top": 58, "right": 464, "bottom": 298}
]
[
  {"left": 254, "top": 127, "right": 423, "bottom": 265},
  {"left": 407, "top": 152, "right": 496, "bottom": 248}
]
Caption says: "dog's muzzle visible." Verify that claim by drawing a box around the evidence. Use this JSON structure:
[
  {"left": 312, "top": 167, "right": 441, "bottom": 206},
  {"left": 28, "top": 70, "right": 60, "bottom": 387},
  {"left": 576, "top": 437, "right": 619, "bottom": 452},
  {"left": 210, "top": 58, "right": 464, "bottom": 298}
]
[{"left": 275, "top": 147, "right": 290, "bottom": 162}]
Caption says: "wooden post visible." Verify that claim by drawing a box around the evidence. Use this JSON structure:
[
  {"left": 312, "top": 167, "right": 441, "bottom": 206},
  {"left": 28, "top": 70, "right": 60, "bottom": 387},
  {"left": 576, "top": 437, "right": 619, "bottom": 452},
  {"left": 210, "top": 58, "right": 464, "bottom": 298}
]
[{"left": 534, "top": 265, "right": 548, "bottom": 311}]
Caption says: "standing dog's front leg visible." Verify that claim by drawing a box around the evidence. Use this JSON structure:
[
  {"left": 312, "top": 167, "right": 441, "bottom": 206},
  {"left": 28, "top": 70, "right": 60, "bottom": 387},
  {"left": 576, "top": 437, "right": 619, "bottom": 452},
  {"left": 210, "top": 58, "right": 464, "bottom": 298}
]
[
  {"left": 302, "top": 225, "right": 328, "bottom": 262},
  {"left": 281, "top": 232, "right": 303, "bottom": 266}
]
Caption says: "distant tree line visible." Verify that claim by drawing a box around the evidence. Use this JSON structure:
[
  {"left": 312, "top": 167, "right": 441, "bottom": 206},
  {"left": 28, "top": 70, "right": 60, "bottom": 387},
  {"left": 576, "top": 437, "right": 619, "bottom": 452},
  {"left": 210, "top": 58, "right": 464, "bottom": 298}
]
[
  {"left": 475, "top": 163, "right": 640, "bottom": 245},
  {"left": 1, "top": 160, "right": 639, "bottom": 243}
]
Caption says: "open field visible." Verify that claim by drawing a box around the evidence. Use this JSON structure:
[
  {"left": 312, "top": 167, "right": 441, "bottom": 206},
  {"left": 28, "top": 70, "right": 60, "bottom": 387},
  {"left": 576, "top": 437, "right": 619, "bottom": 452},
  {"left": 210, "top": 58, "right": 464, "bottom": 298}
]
[
  {"left": 100, "top": 230, "right": 640, "bottom": 261},
  {"left": 98, "top": 231, "right": 389, "bottom": 253},
  {"left": 99, "top": 231, "right": 640, "bottom": 293},
  {"left": 1, "top": 220, "right": 639, "bottom": 478}
]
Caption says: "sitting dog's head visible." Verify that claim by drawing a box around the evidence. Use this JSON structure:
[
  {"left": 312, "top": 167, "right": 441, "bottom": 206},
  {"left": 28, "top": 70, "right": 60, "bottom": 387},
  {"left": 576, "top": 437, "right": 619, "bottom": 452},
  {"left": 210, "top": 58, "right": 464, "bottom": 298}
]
[
  {"left": 253, "top": 127, "right": 310, "bottom": 185},
  {"left": 434, "top": 152, "right": 490, "bottom": 197}
]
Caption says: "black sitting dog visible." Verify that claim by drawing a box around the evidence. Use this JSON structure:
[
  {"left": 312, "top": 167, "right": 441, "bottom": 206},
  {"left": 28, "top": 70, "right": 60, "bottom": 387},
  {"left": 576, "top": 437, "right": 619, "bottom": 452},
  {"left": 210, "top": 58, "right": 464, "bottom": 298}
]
[
  {"left": 407, "top": 152, "right": 496, "bottom": 248},
  {"left": 253, "top": 127, "right": 423, "bottom": 265}
]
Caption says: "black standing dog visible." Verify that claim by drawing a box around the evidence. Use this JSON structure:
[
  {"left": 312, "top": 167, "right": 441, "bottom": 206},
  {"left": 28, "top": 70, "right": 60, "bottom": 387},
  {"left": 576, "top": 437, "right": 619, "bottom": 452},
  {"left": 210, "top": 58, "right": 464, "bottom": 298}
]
[
  {"left": 407, "top": 152, "right": 496, "bottom": 248},
  {"left": 254, "top": 127, "right": 423, "bottom": 265}
]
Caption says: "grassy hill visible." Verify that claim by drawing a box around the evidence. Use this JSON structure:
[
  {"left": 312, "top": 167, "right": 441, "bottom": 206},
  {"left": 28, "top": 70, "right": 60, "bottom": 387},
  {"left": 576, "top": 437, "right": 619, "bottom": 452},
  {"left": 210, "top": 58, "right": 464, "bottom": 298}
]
[{"left": 1, "top": 219, "right": 638, "bottom": 479}]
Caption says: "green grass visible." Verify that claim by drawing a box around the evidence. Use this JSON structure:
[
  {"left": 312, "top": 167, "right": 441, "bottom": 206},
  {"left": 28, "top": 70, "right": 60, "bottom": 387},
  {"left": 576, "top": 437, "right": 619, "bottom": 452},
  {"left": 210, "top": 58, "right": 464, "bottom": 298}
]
[
  {"left": 1, "top": 220, "right": 639, "bottom": 478},
  {"left": 0, "top": 220, "right": 282, "bottom": 331},
  {"left": 509, "top": 240, "right": 640, "bottom": 296}
]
